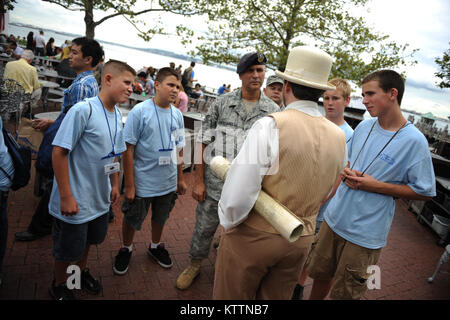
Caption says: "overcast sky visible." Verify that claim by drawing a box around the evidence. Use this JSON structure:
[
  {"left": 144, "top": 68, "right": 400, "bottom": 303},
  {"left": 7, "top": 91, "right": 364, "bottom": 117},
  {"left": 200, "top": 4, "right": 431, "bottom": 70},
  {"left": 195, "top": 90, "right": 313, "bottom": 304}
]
[{"left": 8, "top": 0, "right": 450, "bottom": 117}]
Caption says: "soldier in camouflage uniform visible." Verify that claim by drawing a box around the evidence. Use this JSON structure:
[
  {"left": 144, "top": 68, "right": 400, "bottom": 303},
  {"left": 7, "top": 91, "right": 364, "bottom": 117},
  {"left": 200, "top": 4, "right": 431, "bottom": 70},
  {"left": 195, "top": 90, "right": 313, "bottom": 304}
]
[{"left": 176, "top": 52, "right": 279, "bottom": 290}]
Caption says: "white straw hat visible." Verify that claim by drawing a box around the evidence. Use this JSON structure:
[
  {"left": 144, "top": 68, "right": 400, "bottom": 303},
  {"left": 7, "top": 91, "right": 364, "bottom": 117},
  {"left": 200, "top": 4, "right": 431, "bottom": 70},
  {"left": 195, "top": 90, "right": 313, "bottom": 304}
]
[{"left": 276, "top": 46, "right": 335, "bottom": 91}]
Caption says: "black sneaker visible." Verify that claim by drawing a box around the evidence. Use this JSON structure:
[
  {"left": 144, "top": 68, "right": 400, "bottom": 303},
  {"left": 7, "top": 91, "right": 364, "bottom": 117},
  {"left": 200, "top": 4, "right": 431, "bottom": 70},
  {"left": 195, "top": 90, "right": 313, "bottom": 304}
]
[
  {"left": 81, "top": 268, "right": 102, "bottom": 294},
  {"left": 291, "top": 284, "right": 304, "bottom": 300},
  {"left": 113, "top": 248, "right": 132, "bottom": 275},
  {"left": 49, "top": 280, "right": 76, "bottom": 300},
  {"left": 148, "top": 243, "right": 173, "bottom": 268}
]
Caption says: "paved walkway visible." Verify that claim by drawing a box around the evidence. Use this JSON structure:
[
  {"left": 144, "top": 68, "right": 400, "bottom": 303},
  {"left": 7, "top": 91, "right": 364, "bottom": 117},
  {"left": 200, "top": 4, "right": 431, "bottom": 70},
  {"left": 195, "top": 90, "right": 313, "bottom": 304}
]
[{"left": 1, "top": 168, "right": 449, "bottom": 300}]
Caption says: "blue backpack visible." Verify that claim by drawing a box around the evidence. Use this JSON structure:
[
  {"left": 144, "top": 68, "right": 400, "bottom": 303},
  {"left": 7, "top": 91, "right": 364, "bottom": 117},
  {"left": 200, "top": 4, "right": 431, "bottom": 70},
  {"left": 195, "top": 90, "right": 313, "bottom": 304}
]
[
  {"left": 0, "top": 128, "right": 32, "bottom": 191},
  {"left": 35, "top": 104, "right": 92, "bottom": 177}
]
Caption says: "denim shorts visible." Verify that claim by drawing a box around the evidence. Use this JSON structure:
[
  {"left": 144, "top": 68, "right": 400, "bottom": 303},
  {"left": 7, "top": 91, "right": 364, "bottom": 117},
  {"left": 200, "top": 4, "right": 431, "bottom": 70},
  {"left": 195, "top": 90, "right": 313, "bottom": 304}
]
[
  {"left": 52, "top": 213, "right": 109, "bottom": 262},
  {"left": 122, "top": 192, "right": 178, "bottom": 231}
]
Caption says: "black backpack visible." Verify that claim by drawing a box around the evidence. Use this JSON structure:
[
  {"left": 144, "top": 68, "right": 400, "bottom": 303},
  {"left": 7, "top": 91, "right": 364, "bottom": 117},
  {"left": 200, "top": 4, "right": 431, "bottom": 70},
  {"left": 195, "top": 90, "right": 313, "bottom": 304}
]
[
  {"left": 0, "top": 127, "right": 32, "bottom": 191},
  {"left": 35, "top": 103, "right": 92, "bottom": 177}
]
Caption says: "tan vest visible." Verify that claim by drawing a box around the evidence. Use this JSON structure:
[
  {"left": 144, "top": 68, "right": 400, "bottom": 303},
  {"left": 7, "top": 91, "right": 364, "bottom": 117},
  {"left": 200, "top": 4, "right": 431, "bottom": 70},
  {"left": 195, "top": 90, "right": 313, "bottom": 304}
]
[{"left": 243, "top": 109, "right": 346, "bottom": 236}]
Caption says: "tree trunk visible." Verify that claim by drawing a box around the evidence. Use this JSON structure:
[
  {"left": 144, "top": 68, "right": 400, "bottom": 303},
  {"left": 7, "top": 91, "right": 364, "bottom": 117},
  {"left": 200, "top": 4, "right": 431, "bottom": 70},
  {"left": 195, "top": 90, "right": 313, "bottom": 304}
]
[{"left": 84, "top": 0, "right": 95, "bottom": 39}]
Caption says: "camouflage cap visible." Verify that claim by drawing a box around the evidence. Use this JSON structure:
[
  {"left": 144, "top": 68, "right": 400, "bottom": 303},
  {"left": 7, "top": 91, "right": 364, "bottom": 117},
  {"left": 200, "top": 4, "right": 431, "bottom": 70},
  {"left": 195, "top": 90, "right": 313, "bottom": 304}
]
[
  {"left": 266, "top": 75, "right": 284, "bottom": 87},
  {"left": 237, "top": 52, "right": 267, "bottom": 74}
]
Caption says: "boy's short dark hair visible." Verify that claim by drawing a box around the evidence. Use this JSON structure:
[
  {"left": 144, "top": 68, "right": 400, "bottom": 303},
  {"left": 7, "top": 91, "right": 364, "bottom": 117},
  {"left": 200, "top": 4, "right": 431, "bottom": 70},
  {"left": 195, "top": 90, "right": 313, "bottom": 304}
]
[
  {"left": 155, "top": 67, "right": 180, "bottom": 83},
  {"left": 138, "top": 71, "right": 147, "bottom": 78},
  {"left": 362, "top": 70, "right": 405, "bottom": 106},
  {"left": 190, "top": 61, "right": 196, "bottom": 67},
  {"left": 289, "top": 81, "right": 324, "bottom": 102},
  {"left": 72, "top": 37, "right": 104, "bottom": 68},
  {"left": 101, "top": 59, "right": 136, "bottom": 80}
]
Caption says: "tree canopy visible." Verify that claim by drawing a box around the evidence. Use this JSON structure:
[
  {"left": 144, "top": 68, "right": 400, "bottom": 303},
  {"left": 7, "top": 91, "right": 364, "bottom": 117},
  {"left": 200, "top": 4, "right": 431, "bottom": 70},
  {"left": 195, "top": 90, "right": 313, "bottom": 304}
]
[
  {"left": 42, "top": 0, "right": 198, "bottom": 40},
  {"left": 169, "top": 0, "right": 417, "bottom": 86},
  {"left": 435, "top": 44, "right": 450, "bottom": 89},
  {"left": 1, "top": 0, "right": 16, "bottom": 14}
]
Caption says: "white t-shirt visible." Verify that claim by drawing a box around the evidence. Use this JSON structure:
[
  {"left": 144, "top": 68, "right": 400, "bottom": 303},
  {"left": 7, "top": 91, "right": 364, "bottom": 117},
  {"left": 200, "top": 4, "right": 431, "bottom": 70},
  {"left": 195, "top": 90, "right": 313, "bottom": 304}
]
[
  {"left": 14, "top": 46, "right": 24, "bottom": 56},
  {"left": 35, "top": 34, "right": 45, "bottom": 48}
]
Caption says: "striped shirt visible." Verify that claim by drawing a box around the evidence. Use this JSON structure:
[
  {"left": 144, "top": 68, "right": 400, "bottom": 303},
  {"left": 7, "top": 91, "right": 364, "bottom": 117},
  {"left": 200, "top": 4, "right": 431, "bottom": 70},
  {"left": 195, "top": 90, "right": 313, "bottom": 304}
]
[{"left": 62, "top": 70, "right": 99, "bottom": 112}]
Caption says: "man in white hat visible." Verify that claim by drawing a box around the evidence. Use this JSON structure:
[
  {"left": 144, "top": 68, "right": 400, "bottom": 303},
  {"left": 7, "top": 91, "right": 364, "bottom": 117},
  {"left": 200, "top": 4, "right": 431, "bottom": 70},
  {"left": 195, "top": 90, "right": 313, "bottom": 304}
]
[{"left": 212, "top": 46, "right": 348, "bottom": 299}]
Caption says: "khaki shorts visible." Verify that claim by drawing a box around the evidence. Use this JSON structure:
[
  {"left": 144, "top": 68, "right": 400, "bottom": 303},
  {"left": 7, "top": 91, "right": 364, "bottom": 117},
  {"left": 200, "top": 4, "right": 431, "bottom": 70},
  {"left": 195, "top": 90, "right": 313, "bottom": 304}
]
[
  {"left": 306, "top": 221, "right": 381, "bottom": 300},
  {"left": 303, "top": 219, "right": 323, "bottom": 268}
]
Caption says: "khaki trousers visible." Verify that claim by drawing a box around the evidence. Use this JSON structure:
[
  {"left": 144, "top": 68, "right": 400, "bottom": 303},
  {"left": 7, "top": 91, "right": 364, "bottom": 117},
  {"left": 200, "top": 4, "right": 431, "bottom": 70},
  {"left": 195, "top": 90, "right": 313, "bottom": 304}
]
[{"left": 213, "top": 223, "right": 313, "bottom": 300}]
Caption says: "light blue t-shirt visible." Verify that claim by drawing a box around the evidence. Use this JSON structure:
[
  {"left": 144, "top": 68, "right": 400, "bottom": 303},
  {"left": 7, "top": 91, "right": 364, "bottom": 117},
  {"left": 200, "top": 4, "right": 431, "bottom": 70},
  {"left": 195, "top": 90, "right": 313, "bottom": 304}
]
[
  {"left": 49, "top": 96, "right": 127, "bottom": 224},
  {"left": 123, "top": 99, "right": 185, "bottom": 197},
  {"left": 0, "top": 117, "right": 14, "bottom": 191},
  {"left": 340, "top": 121, "right": 354, "bottom": 144},
  {"left": 324, "top": 118, "right": 436, "bottom": 249},
  {"left": 317, "top": 121, "right": 354, "bottom": 222}
]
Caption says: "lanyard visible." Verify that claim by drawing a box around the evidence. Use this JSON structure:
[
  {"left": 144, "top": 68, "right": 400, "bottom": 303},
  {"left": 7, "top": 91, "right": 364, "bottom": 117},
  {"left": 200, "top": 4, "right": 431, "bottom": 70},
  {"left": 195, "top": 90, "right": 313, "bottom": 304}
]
[
  {"left": 98, "top": 97, "right": 121, "bottom": 159},
  {"left": 349, "top": 120, "right": 409, "bottom": 177},
  {"left": 153, "top": 99, "right": 173, "bottom": 152}
]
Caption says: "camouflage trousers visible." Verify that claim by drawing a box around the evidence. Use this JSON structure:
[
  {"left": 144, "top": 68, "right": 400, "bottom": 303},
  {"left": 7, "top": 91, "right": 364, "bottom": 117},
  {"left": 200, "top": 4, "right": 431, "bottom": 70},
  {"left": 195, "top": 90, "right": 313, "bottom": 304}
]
[{"left": 189, "top": 196, "right": 219, "bottom": 260}]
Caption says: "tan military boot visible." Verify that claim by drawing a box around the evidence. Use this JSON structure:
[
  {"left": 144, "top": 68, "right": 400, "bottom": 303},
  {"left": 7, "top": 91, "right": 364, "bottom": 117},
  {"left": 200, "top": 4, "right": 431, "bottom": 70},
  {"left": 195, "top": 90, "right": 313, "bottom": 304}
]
[{"left": 176, "top": 259, "right": 202, "bottom": 290}]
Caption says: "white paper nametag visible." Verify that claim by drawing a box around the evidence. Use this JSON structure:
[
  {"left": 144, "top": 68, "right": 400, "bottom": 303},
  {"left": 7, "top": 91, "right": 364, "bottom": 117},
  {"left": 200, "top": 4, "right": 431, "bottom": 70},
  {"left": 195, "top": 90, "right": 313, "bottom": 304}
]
[
  {"left": 104, "top": 162, "right": 120, "bottom": 175},
  {"left": 159, "top": 156, "right": 171, "bottom": 166}
]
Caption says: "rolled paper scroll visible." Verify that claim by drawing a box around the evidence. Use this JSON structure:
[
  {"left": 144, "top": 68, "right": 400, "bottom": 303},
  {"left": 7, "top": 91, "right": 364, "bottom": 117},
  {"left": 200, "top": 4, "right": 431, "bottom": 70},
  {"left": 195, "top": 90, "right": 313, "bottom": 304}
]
[{"left": 210, "top": 156, "right": 304, "bottom": 242}]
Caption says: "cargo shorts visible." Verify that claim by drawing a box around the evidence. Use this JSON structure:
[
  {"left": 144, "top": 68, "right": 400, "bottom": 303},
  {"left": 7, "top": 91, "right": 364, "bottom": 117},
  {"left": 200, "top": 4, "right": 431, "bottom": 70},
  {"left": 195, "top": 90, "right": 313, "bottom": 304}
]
[
  {"left": 52, "top": 213, "right": 109, "bottom": 262},
  {"left": 303, "top": 219, "right": 323, "bottom": 268},
  {"left": 121, "top": 192, "right": 178, "bottom": 231},
  {"left": 306, "top": 221, "right": 381, "bottom": 300}
]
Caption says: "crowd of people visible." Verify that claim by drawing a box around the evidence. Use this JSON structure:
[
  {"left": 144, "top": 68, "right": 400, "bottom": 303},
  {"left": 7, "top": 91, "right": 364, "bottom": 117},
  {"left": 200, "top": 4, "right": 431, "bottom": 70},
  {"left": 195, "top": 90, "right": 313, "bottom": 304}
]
[{"left": 0, "top": 31, "right": 437, "bottom": 302}]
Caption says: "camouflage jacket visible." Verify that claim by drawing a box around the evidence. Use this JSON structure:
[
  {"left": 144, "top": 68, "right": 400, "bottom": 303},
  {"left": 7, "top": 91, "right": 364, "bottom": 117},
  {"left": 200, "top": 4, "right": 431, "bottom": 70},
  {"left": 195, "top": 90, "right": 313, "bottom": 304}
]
[{"left": 197, "top": 87, "right": 279, "bottom": 201}]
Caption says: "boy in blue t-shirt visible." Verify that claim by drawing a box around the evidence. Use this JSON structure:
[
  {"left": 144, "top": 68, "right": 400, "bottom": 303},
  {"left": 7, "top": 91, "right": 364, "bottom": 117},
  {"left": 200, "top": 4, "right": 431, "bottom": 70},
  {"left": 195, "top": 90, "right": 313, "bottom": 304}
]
[
  {"left": 307, "top": 70, "right": 436, "bottom": 300},
  {"left": 48, "top": 60, "right": 135, "bottom": 300},
  {"left": 293, "top": 78, "right": 354, "bottom": 299},
  {"left": 317, "top": 78, "right": 354, "bottom": 230},
  {"left": 113, "top": 67, "right": 186, "bottom": 275}
]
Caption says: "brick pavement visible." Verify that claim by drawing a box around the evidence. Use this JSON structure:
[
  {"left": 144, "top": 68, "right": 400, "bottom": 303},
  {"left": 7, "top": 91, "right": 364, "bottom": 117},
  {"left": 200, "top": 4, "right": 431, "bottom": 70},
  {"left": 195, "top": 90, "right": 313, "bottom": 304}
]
[{"left": 0, "top": 107, "right": 449, "bottom": 300}]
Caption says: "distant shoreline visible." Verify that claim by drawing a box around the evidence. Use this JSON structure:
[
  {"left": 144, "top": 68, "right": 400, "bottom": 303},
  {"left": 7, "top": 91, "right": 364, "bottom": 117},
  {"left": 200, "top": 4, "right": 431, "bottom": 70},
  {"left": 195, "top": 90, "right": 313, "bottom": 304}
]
[{"left": 9, "top": 21, "right": 236, "bottom": 72}]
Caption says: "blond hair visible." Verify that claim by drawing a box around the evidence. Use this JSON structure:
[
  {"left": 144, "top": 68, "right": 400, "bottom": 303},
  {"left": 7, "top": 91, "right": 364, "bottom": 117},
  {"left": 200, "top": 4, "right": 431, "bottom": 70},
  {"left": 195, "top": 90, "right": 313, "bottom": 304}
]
[{"left": 327, "top": 78, "right": 351, "bottom": 100}]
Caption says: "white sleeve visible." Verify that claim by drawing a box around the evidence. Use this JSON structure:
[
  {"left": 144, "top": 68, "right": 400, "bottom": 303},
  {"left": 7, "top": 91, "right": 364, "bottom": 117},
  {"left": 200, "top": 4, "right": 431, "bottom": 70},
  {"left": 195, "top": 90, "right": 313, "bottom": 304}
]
[{"left": 218, "top": 117, "right": 279, "bottom": 230}]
